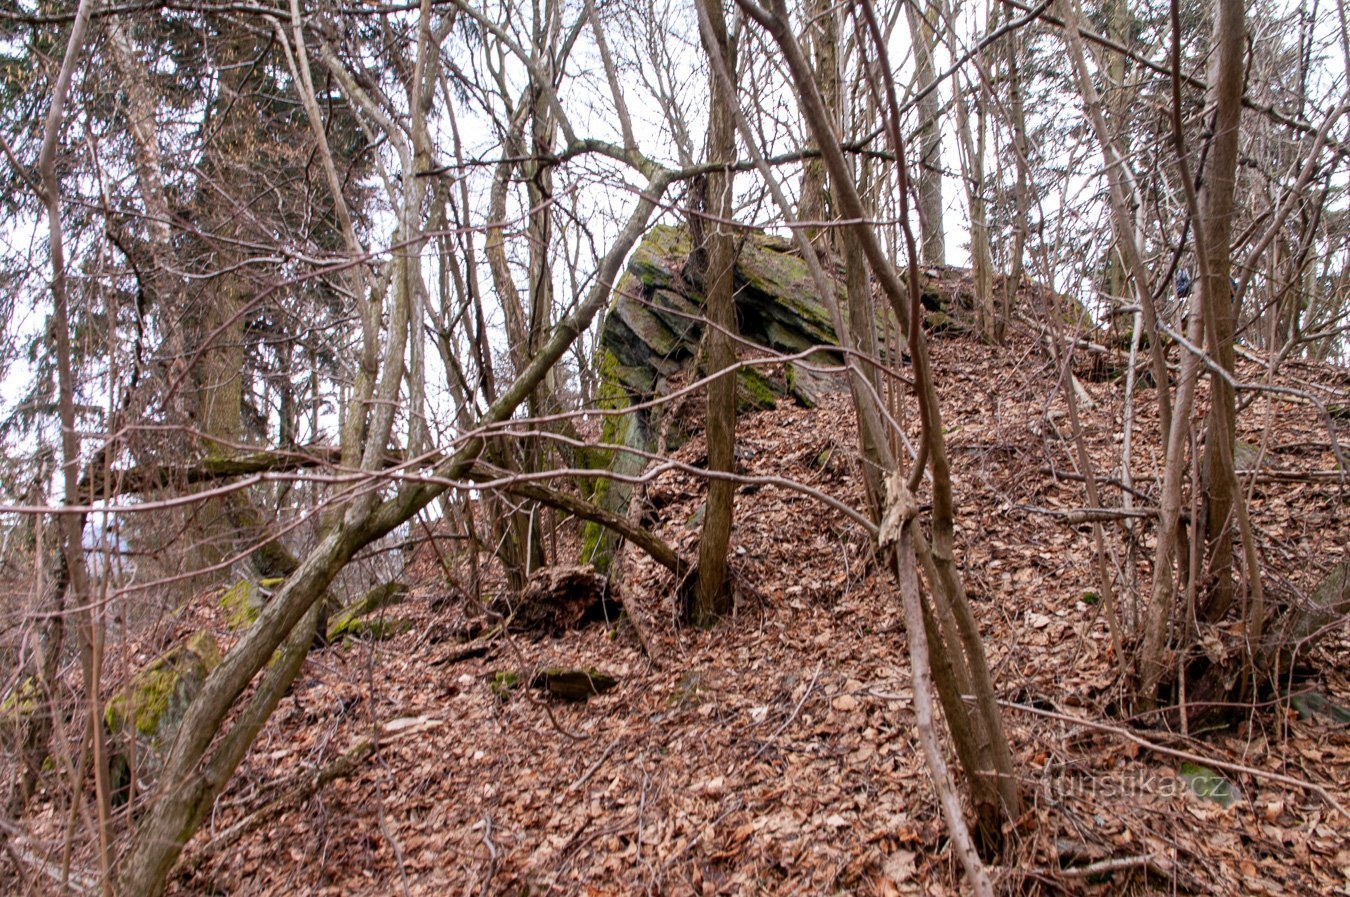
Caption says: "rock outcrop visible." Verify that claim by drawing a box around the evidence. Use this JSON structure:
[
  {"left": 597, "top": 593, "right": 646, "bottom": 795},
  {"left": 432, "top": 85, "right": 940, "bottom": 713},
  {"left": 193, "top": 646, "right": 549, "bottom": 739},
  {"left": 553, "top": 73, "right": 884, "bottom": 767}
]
[
  {"left": 583, "top": 226, "right": 841, "bottom": 571},
  {"left": 581, "top": 224, "right": 987, "bottom": 571}
]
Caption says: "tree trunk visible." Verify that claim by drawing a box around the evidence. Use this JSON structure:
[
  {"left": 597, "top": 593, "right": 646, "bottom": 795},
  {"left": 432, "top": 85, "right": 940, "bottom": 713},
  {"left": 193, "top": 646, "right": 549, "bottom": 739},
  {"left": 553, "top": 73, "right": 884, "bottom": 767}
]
[
  {"left": 797, "top": 0, "right": 836, "bottom": 248},
  {"left": 1198, "top": 0, "right": 1247, "bottom": 624},
  {"left": 906, "top": 0, "right": 945, "bottom": 266},
  {"left": 689, "top": 0, "right": 738, "bottom": 626}
]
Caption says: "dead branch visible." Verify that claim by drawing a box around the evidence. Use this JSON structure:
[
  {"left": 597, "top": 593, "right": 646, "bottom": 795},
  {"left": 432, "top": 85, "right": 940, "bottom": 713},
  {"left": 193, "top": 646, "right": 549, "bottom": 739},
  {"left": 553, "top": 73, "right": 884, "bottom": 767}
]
[{"left": 187, "top": 735, "right": 377, "bottom": 869}]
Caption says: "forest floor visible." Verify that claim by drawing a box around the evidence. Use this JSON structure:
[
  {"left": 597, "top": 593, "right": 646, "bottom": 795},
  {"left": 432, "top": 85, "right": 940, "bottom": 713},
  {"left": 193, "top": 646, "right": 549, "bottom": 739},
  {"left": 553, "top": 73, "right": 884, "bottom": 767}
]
[{"left": 116, "top": 327, "right": 1350, "bottom": 894}]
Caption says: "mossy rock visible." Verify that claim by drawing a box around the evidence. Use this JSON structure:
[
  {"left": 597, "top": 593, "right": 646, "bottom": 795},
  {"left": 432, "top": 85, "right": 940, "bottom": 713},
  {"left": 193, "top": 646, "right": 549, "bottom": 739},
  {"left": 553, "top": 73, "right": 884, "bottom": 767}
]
[
  {"left": 1278, "top": 559, "right": 1350, "bottom": 651},
  {"left": 785, "top": 361, "right": 830, "bottom": 408},
  {"left": 0, "top": 676, "right": 45, "bottom": 750},
  {"left": 684, "top": 501, "right": 707, "bottom": 530},
  {"left": 326, "top": 582, "right": 409, "bottom": 643},
  {"left": 105, "top": 631, "right": 221, "bottom": 801},
  {"left": 219, "top": 577, "right": 285, "bottom": 630},
  {"left": 1289, "top": 691, "right": 1350, "bottom": 724},
  {"left": 530, "top": 667, "right": 617, "bottom": 702},
  {"left": 1178, "top": 762, "right": 1241, "bottom": 807},
  {"left": 0, "top": 675, "right": 41, "bottom": 722},
  {"left": 585, "top": 226, "right": 848, "bottom": 573},
  {"left": 579, "top": 360, "right": 652, "bottom": 574},
  {"left": 334, "top": 617, "right": 413, "bottom": 642},
  {"left": 626, "top": 224, "right": 693, "bottom": 291},
  {"left": 586, "top": 226, "right": 1016, "bottom": 573},
  {"left": 105, "top": 631, "right": 221, "bottom": 740},
  {"left": 736, "top": 366, "right": 782, "bottom": 412}
]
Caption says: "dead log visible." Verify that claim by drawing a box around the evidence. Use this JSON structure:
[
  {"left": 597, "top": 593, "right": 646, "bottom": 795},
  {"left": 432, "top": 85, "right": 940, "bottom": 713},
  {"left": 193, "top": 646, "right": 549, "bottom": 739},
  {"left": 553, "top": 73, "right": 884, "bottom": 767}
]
[
  {"left": 530, "top": 667, "right": 618, "bottom": 701},
  {"left": 489, "top": 566, "right": 619, "bottom": 636}
]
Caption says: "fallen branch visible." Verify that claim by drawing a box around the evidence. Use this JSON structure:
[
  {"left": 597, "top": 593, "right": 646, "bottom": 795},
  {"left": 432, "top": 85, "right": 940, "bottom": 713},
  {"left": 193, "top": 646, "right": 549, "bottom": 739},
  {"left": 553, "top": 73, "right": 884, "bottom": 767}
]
[
  {"left": 78, "top": 444, "right": 345, "bottom": 498},
  {"left": 1052, "top": 853, "right": 1164, "bottom": 879},
  {"left": 1013, "top": 503, "right": 1158, "bottom": 524},
  {"left": 186, "top": 735, "right": 377, "bottom": 869},
  {"left": 1236, "top": 468, "right": 1346, "bottom": 484}
]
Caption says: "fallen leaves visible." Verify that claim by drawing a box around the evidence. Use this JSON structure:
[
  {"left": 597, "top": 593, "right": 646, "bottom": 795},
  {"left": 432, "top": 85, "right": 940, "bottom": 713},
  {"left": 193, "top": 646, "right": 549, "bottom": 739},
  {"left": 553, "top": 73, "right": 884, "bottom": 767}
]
[{"left": 143, "top": 333, "right": 1350, "bottom": 897}]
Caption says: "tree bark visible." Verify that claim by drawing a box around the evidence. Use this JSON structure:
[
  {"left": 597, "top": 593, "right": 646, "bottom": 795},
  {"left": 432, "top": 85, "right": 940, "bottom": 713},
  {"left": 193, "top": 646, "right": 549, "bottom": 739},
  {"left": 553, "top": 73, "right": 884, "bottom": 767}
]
[
  {"left": 906, "top": 0, "right": 945, "bottom": 266},
  {"left": 689, "top": 0, "right": 739, "bottom": 626},
  {"left": 1198, "top": 0, "right": 1247, "bottom": 623}
]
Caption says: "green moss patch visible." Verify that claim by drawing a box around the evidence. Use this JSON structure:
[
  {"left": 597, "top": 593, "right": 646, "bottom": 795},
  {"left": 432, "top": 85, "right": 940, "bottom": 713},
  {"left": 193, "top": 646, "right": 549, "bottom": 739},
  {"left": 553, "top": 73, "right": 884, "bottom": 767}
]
[
  {"left": 105, "top": 630, "right": 221, "bottom": 743},
  {"left": 219, "top": 577, "right": 284, "bottom": 630},
  {"left": 326, "top": 582, "right": 409, "bottom": 643}
]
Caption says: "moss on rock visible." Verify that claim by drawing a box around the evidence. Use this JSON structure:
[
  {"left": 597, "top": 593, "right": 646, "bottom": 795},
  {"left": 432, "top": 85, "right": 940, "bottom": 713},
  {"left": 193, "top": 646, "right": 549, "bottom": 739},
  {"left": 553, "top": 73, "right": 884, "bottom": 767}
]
[
  {"left": 736, "top": 366, "right": 782, "bottom": 412},
  {"left": 105, "top": 631, "right": 221, "bottom": 741},
  {"left": 0, "top": 676, "right": 41, "bottom": 722},
  {"left": 326, "top": 582, "right": 409, "bottom": 643},
  {"left": 219, "top": 577, "right": 285, "bottom": 630}
]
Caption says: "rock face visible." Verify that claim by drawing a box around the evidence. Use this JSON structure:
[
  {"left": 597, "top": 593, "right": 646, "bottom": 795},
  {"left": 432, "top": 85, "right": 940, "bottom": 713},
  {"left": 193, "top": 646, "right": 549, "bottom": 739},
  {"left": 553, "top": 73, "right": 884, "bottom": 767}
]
[
  {"left": 581, "top": 223, "right": 977, "bottom": 572},
  {"left": 582, "top": 225, "right": 847, "bottom": 571},
  {"left": 599, "top": 224, "right": 844, "bottom": 410}
]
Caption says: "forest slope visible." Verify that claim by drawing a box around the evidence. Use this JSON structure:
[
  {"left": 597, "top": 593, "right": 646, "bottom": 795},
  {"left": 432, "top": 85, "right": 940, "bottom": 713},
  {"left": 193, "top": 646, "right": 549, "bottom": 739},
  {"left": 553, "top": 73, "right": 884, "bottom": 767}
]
[{"left": 67, "top": 328, "right": 1350, "bottom": 896}]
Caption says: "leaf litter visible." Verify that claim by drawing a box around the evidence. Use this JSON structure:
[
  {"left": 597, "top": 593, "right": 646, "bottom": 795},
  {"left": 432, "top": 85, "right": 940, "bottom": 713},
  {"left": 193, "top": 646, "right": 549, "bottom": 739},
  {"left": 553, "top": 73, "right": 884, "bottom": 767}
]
[{"left": 155, "top": 329, "right": 1349, "bottom": 896}]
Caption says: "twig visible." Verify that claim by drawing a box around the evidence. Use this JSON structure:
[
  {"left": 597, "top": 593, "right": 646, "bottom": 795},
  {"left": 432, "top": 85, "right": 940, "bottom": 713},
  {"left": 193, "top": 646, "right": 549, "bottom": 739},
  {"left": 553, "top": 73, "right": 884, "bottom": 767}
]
[
  {"left": 1236, "top": 468, "right": 1347, "bottom": 484},
  {"left": 636, "top": 769, "right": 649, "bottom": 867},
  {"left": 566, "top": 740, "right": 620, "bottom": 794},
  {"left": 377, "top": 802, "right": 412, "bottom": 897},
  {"left": 429, "top": 626, "right": 502, "bottom": 667},
  {"left": 753, "top": 660, "right": 823, "bottom": 758},
  {"left": 660, "top": 798, "right": 743, "bottom": 868},
  {"left": 879, "top": 474, "right": 994, "bottom": 897},
  {"left": 477, "top": 815, "right": 498, "bottom": 897}
]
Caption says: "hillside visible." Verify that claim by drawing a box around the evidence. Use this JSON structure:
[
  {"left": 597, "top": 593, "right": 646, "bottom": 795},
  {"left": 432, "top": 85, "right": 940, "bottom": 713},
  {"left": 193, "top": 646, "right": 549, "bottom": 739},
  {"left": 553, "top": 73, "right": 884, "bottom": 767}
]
[{"left": 134, "top": 327, "right": 1350, "bottom": 896}]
